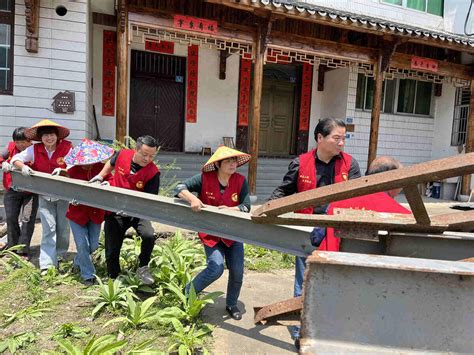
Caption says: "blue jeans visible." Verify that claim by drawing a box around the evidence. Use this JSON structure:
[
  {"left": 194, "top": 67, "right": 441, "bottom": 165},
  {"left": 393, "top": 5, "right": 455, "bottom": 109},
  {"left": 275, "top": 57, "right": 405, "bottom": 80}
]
[
  {"left": 291, "top": 256, "right": 307, "bottom": 339},
  {"left": 70, "top": 220, "right": 101, "bottom": 280},
  {"left": 38, "top": 197, "right": 70, "bottom": 269},
  {"left": 187, "top": 241, "right": 244, "bottom": 307}
]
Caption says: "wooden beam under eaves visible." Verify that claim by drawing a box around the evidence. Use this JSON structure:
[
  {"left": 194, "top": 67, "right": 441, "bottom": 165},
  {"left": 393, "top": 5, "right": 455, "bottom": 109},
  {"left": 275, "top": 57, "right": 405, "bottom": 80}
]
[
  {"left": 204, "top": 0, "right": 474, "bottom": 55},
  {"left": 24, "top": 0, "right": 40, "bottom": 53}
]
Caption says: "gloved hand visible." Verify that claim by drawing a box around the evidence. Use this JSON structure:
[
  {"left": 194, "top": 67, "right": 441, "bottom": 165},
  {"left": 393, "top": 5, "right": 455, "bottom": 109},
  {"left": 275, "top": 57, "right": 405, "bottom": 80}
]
[
  {"left": 116, "top": 210, "right": 128, "bottom": 217},
  {"left": 310, "top": 227, "right": 326, "bottom": 247},
  {"left": 21, "top": 165, "right": 34, "bottom": 176},
  {"left": 88, "top": 174, "right": 103, "bottom": 183},
  {"left": 51, "top": 168, "right": 63, "bottom": 176},
  {"left": 100, "top": 181, "right": 110, "bottom": 186},
  {"left": 1, "top": 161, "right": 12, "bottom": 172}
]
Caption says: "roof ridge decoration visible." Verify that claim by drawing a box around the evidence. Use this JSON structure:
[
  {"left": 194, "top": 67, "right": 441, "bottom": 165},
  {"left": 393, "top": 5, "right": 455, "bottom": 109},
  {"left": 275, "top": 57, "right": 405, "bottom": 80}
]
[{"left": 250, "top": 0, "right": 474, "bottom": 47}]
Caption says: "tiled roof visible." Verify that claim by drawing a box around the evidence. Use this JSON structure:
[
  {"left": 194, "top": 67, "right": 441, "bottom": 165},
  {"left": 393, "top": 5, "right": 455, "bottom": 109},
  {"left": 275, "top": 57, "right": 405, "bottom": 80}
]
[{"left": 247, "top": 0, "right": 474, "bottom": 48}]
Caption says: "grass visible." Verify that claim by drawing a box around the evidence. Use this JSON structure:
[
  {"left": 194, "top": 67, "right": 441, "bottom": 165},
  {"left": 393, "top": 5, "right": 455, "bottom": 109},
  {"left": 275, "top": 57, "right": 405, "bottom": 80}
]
[{"left": 0, "top": 230, "right": 292, "bottom": 353}]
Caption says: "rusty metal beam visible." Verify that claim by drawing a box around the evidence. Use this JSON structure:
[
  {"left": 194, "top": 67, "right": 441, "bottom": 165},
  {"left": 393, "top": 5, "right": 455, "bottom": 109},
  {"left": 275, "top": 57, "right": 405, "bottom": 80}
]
[
  {"left": 254, "top": 296, "right": 302, "bottom": 325},
  {"left": 402, "top": 185, "right": 430, "bottom": 225},
  {"left": 253, "top": 153, "right": 474, "bottom": 218},
  {"left": 301, "top": 251, "right": 474, "bottom": 353}
]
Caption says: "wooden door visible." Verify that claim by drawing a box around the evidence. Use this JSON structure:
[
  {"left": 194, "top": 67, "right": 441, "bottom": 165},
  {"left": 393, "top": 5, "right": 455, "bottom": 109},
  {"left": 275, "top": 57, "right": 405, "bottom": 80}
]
[
  {"left": 129, "top": 50, "right": 185, "bottom": 151},
  {"left": 259, "top": 82, "right": 296, "bottom": 156}
]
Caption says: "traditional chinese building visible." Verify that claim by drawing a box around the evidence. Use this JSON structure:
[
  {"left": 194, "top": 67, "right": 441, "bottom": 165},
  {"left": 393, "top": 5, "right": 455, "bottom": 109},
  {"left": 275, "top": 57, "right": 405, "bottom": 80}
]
[{"left": 2, "top": 0, "right": 474, "bottom": 198}]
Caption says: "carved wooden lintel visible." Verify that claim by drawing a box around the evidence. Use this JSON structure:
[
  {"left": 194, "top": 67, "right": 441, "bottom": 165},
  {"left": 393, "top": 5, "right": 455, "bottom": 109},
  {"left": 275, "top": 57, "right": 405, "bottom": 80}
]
[{"left": 25, "top": 0, "right": 40, "bottom": 53}]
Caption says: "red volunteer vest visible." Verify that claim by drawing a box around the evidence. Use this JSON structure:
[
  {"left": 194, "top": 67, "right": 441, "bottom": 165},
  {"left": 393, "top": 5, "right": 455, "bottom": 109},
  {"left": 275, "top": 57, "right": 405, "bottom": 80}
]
[
  {"left": 66, "top": 163, "right": 107, "bottom": 226},
  {"left": 198, "top": 171, "right": 245, "bottom": 248},
  {"left": 31, "top": 140, "right": 72, "bottom": 173},
  {"left": 321, "top": 192, "right": 412, "bottom": 251},
  {"left": 2, "top": 142, "right": 19, "bottom": 191},
  {"left": 109, "top": 149, "right": 159, "bottom": 191},
  {"left": 296, "top": 149, "right": 352, "bottom": 215}
]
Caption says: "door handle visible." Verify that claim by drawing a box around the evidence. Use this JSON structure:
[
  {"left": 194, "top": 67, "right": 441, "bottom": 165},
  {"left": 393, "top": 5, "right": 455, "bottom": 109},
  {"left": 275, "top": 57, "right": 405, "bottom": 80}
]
[{"left": 154, "top": 105, "right": 159, "bottom": 114}]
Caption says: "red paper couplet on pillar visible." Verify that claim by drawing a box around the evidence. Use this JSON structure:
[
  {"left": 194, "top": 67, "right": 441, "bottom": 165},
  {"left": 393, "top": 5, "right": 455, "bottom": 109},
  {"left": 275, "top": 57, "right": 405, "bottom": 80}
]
[
  {"left": 102, "top": 30, "right": 116, "bottom": 117},
  {"left": 299, "top": 63, "right": 313, "bottom": 131},
  {"left": 238, "top": 58, "right": 252, "bottom": 127},
  {"left": 186, "top": 45, "right": 199, "bottom": 123}
]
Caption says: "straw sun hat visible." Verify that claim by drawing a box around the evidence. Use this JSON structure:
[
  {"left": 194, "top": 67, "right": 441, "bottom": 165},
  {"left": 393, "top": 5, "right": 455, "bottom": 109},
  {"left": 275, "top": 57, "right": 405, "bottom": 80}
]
[
  {"left": 202, "top": 146, "right": 251, "bottom": 173},
  {"left": 25, "top": 119, "right": 70, "bottom": 141}
]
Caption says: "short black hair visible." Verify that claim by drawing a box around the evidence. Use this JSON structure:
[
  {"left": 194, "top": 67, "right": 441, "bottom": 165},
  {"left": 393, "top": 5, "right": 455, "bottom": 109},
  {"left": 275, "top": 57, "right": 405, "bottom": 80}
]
[
  {"left": 314, "top": 118, "right": 346, "bottom": 141},
  {"left": 37, "top": 126, "right": 59, "bottom": 138},
  {"left": 12, "top": 127, "right": 28, "bottom": 141},
  {"left": 136, "top": 135, "right": 158, "bottom": 149}
]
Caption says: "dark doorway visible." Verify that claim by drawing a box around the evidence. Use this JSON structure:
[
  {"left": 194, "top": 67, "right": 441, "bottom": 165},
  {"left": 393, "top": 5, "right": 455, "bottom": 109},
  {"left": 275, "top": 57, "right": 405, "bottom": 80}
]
[{"left": 129, "top": 50, "right": 186, "bottom": 152}]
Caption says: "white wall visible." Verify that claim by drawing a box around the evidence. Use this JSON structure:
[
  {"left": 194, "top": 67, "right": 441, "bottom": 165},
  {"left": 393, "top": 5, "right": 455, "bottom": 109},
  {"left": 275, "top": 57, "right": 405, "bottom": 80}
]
[
  {"left": 0, "top": 0, "right": 91, "bottom": 148},
  {"left": 431, "top": 83, "right": 458, "bottom": 160},
  {"left": 185, "top": 47, "right": 240, "bottom": 152},
  {"left": 302, "top": 0, "right": 446, "bottom": 32},
  {"left": 320, "top": 68, "right": 349, "bottom": 120}
]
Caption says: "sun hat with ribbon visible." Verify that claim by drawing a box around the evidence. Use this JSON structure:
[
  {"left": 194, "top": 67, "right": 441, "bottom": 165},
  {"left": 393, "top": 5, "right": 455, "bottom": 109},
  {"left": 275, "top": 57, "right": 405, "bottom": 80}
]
[
  {"left": 25, "top": 119, "right": 70, "bottom": 141},
  {"left": 64, "top": 139, "right": 115, "bottom": 166},
  {"left": 202, "top": 146, "right": 251, "bottom": 173}
]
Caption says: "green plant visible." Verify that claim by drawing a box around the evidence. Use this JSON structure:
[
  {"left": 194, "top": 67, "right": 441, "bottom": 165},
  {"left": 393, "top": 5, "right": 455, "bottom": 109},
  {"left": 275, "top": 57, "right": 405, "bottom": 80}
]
[
  {"left": 118, "top": 271, "right": 155, "bottom": 294},
  {"left": 42, "top": 266, "right": 76, "bottom": 286},
  {"left": 0, "top": 245, "right": 34, "bottom": 271},
  {"left": 119, "top": 235, "right": 142, "bottom": 271},
  {"left": 2, "top": 302, "right": 52, "bottom": 327},
  {"left": 0, "top": 331, "right": 37, "bottom": 353},
  {"left": 52, "top": 323, "right": 91, "bottom": 339},
  {"left": 103, "top": 295, "right": 158, "bottom": 329},
  {"left": 25, "top": 268, "right": 44, "bottom": 303},
  {"left": 150, "top": 230, "right": 205, "bottom": 292},
  {"left": 244, "top": 244, "right": 294, "bottom": 272},
  {"left": 128, "top": 338, "right": 165, "bottom": 354},
  {"left": 163, "top": 282, "right": 222, "bottom": 323},
  {"left": 56, "top": 334, "right": 127, "bottom": 355},
  {"left": 81, "top": 277, "right": 136, "bottom": 318},
  {"left": 168, "top": 319, "right": 212, "bottom": 355}
]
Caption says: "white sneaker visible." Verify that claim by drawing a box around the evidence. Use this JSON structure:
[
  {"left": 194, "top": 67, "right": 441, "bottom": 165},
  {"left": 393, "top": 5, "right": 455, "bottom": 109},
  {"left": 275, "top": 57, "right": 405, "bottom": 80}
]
[{"left": 136, "top": 266, "right": 154, "bottom": 285}]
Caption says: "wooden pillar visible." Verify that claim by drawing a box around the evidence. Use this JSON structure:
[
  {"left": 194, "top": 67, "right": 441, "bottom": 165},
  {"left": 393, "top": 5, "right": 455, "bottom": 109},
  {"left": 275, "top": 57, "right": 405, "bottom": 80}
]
[
  {"left": 116, "top": 0, "right": 128, "bottom": 143},
  {"left": 248, "top": 21, "right": 269, "bottom": 195},
  {"left": 367, "top": 53, "right": 384, "bottom": 167},
  {"left": 461, "top": 79, "right": 474, "bottom": 195}
]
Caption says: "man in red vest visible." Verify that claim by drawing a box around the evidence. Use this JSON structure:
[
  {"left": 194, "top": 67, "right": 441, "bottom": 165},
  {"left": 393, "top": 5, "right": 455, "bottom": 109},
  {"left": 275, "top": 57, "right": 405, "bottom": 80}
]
[
  {"left": 0, "top": 127, "right": 38, "bottom": 257},
  {"left": 269, "top": 118, "right": 361, "bottom": 346},
  {"left": 89, "top": 135, "right": 160, "bottom": 284},
  {"left": 319, "top": 156, "right": 411, "bottom": 251}
]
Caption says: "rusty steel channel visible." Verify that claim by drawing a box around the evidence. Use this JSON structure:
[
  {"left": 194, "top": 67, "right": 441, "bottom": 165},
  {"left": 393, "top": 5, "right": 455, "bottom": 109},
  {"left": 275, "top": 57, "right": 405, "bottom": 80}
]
[
  {"left": 253, "top": 153, "right": 474, "bottom": 220},
  {"left": 300, "top": 251, "right": 474, "bottom": 354}
]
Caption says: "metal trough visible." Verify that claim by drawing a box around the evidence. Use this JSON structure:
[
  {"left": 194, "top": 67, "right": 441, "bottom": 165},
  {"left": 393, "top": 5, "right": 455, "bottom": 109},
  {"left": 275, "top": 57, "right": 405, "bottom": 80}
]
[{"left": 300, "top": 251, "right": 474, "bottom": 354}]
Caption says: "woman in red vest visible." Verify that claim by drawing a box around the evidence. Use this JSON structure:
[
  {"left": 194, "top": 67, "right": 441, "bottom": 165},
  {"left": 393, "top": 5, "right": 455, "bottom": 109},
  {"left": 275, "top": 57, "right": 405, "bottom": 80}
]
[
  {"left": 12, "top": 119, "right": 72, "bottom": 272},
  {"left": 0, "top": 127, "right": 38, "bottom": 257},
  {"left": 176, "top": 146, "right": 251, "bottom": 321},
  {"left": 269, "top": 118, "right": 361, "bottom": 347},
  {"left": 56, "top": 139, "right": 114, "bottom": 286}
]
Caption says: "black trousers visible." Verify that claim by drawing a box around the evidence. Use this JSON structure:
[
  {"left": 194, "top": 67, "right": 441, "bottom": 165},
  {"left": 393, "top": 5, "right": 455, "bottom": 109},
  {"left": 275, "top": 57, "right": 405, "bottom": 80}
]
[
  {"left": 104, "top": 213, "right": 155, "bottom": 278},
  {"left": 4, "top": 190, "right": 39, "bottom": 254}
]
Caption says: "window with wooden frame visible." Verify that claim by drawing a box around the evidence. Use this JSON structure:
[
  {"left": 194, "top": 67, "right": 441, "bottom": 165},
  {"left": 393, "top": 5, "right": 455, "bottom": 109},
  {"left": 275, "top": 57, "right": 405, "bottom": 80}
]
[
  {"left": 381, "top": 0, "right": 444, "bottom": 16},
  {"left": 0, "top": 0, "right": 14, "bottom": 95},
  {"left": 356, "top": 74, "right": 433, "bottom": 116}
]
